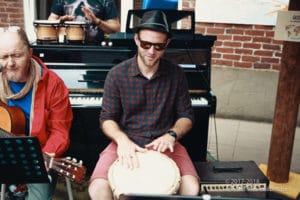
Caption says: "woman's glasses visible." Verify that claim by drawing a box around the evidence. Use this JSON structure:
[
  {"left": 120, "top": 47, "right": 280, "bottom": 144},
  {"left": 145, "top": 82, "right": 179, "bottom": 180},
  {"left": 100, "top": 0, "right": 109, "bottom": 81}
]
[{"left": 138, "top": 37, "right": 168, "bottom": 51}]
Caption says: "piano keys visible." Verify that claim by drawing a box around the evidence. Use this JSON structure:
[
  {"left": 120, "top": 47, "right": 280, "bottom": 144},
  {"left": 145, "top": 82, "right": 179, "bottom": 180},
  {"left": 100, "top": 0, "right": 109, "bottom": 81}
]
[{"left": 69, "top": 95, "right": 208, "bottom": 108}]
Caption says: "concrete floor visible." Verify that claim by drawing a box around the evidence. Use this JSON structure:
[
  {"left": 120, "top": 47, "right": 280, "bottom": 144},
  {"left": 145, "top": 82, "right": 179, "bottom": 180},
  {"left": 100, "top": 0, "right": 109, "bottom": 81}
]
[{"left": 207, "top": 117, "right": 300, "bottom": 174}]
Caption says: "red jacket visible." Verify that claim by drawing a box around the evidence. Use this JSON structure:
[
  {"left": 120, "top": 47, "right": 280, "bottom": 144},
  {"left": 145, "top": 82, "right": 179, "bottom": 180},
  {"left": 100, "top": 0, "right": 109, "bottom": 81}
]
[{"left": 30, "top": 56, "right": 73, "bottom": 157}]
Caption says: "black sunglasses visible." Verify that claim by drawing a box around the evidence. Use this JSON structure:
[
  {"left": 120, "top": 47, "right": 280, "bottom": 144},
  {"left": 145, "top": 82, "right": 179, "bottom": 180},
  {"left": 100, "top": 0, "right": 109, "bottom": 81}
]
[{"left": 138, "top": 37, "right": 167, "bottom": 51}]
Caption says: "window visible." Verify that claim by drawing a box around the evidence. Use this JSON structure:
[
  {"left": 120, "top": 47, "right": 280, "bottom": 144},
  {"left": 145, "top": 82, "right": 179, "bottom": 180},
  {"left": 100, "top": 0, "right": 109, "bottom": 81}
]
[{"left": 23, "top": 0, "right": 132, "bottom": 42}]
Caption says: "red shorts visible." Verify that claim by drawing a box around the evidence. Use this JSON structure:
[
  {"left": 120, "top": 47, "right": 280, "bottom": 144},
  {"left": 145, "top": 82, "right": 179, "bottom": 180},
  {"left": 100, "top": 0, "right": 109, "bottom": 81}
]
[{"left": 89, "top": 142, "right": 199, "bottom": 182}]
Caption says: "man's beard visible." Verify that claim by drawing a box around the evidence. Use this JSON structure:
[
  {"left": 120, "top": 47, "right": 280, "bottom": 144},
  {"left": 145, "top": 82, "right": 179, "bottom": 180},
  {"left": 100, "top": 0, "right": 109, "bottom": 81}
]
[
  {"left": 4, "top": 68, "right": 27, "bottom": 83},
  {"left": 139, "top": 52, "right": 160, "bottom": 68}
]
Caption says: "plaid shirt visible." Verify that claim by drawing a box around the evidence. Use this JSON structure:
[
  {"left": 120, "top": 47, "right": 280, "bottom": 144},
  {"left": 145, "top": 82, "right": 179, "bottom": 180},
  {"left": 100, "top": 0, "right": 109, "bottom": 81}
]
[{"left": 100, "top": 56, "right": 194, "bottom": 147}]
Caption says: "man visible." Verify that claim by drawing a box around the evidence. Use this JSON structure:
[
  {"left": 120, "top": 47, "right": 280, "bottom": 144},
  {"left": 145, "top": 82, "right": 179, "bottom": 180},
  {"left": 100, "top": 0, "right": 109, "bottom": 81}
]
[
  {"left": 88, "top": 10, "right": 200, "bottom": 200},
  {"left": 48, "top": 0, "right": 120, "bottom": 43},
  {"left": 0, "top": 26, "right": 73, "bottom": 199}
]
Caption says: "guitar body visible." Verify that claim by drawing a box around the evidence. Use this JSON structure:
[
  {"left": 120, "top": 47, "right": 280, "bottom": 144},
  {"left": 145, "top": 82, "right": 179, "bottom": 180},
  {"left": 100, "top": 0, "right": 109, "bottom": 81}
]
[{"left": 0, "top": 101, "right": 26, "bottom": 136}]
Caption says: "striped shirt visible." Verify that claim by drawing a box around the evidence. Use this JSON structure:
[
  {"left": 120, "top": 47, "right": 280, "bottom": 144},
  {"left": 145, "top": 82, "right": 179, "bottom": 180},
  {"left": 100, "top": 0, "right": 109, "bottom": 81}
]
[{"left": 100, "top": 56, "right": 194, "bottom": 147}]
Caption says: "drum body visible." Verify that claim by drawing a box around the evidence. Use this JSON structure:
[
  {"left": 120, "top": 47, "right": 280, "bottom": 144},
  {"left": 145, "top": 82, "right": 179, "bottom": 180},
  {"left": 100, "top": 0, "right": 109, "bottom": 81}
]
[
  {"left": 33, "top": 20, "right": 59, "bottom": 42},
  {"left": 108, "top": 150, "right": 181, "bottom": 199},
  {"left": 65, "top": 21, "right": 86, "bottom": 43}
]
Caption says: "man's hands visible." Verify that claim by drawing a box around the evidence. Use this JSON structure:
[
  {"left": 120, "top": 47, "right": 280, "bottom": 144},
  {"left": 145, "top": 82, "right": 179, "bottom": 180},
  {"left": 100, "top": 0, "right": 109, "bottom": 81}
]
[
  {"left": 81, "top": 6, "right": 99, "bottom": 25},
  {"left": 145, "top": 133, "right": 176, "bottom": 153},
  {"left": 55, "top": 7, "right": 99, "bottom": 25},
  {"left": 116, "top": 133, "right": 176, "bottom": 170},
  {"left": 58, "top": 15, "right": 75, "bottom": 22},
  {"left": 116, "top": 130, "right": 176, "bottom": 169},
  {"left": 116, "top": 135, "right": 147, "bottom": 170}
]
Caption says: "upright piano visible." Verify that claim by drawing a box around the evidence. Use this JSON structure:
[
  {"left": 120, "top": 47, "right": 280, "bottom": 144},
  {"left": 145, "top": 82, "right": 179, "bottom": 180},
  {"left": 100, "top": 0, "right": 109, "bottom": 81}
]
[{"left": 31, "top": 10, "right": 217, "bottom": 176}]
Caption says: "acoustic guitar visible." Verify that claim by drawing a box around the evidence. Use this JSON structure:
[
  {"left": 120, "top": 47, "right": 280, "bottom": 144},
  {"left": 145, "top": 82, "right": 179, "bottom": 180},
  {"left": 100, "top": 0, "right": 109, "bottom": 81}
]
[{"left": 0, "top": 102, "right": 86, "bottom": 183}]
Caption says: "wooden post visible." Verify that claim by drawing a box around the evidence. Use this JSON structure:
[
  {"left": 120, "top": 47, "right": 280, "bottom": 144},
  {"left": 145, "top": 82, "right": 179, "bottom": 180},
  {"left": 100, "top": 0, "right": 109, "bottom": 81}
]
[{"left": 267, "top": 0, "right": 300, "bottom": 182}]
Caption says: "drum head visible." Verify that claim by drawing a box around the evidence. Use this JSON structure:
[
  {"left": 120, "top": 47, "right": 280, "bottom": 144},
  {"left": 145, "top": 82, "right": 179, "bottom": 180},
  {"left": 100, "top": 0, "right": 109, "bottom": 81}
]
[
  {"left": 108, "top": 150, "right": 181, "bottom": 198},
  {"left": 33, "top": 20, "right": 60, "bottom": 26},
  {"left": 65, "top": 21, "right": 86, "bottom": 26}
]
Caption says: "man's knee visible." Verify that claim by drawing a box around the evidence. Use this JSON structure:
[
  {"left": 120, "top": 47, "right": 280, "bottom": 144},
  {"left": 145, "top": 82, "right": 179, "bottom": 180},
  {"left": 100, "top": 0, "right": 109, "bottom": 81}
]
[
  {"left": 179, "top": 175, "right": 200, "bottom": 196},
  {"left": 88, "top": 178, "right": 113, "bottom": 200}
]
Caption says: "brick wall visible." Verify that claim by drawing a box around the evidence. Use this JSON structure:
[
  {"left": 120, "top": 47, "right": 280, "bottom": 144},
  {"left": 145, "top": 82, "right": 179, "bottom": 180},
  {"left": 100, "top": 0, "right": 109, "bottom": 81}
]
[
  {"left": 182, "top": 0, "right": 283, "bottom": 71},
  {"left": 199, "top": 23, "right": 283, "bottom": 70},
  {"left": 0, "top": 0, "right": 24, "bottom": 28}
]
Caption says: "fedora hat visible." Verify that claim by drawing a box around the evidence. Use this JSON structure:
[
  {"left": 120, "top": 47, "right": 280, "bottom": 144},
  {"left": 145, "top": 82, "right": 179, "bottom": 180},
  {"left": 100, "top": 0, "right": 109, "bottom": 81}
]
[{"left": 134, "top": 10, "right": 170, "bottom": 36}]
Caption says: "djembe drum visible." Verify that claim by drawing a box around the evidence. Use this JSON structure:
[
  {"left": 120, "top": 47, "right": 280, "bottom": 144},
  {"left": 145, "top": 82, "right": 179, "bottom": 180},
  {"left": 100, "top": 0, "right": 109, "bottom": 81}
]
[{"left": 108, "top": 150, "right": 181, "bottom": 199}]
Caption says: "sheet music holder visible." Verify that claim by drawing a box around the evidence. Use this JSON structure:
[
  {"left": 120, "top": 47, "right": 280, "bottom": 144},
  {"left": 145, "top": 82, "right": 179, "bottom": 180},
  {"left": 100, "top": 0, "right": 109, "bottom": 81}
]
[{"left": 0, "top": 137, "right": 49, "bottom": 184}]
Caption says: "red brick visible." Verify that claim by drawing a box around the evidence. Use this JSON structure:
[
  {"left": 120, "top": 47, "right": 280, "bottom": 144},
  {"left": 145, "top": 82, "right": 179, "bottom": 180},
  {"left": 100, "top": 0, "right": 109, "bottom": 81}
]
[
  {"left": 254, "top": 50, "right": 273, "bottom": 57},
  {"left": 215, "top": 24, "right": 233, "bottom": 28},
  {"left": 253, "top": 37, "right": 272, "bottom": 43},
  {"left": 243, "top": 43, "right": 261, "bottom": 49},
  {"left": 215, "top": 47, "right": 234, "bottom": 53},
  {"left": 214, "top": 59, "right": 233, "bottom": 66},
  {"left": 197, "top": 22, "right": 215, "bottom": 27},
  {"left": 232, "top": 24, "right": 253, "bottom": 30},
  {"left": 223, "top": 54, "right": 241, "bottom": 60},
  {"left": 263, "top": 44, "right": 281, "bottom": 51},
  {"left": 254, "top": 63, "right": 271, "bottom": 69},
  {"left": 212, "top": 53, "right": 221, "bottom": 58},
  {"left": 235, "top": 48, "right": 253, "bottom": 55},
  {"left": 213, "top": 40, "right": 223, "bottom": 47},
  {"left": 254, "top": 25, "right": 273, "bottom": 30},
  {"left": 233, "top": 35, "right": 252, "bottom": 41},
  {"left": 207, "top": 28, "right": 225, "bottom": 35},
  {"left": 233, "top": 61, "right": 252, "bottom": 68},
  {"left": 223, "top": 41, "right": 242, "bottom": 47},
  {"left": 217, "top": 35, "right": 232, "bottom": 40},
  {"left": 245, "top": 30, "right": 265, "bottom": 36},
  {"left": 242, "top": 55, "right": 260, "bottom": 62},
  {"left": 261, "top": 57, "right": 280, "bottom": 64},
  {"left": 266, "top": 31, "right": 275, "bottom": 37},
  {"left": 226, "top": 29, "right": 244, "bottom": 35}
]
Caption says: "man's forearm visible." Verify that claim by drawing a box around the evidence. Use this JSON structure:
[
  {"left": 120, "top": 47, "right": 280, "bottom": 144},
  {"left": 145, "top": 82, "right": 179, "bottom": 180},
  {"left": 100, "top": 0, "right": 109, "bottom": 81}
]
[
  {"left": 101, "top": 119, "right": 128, "bottom": 143},
  {"left": 168, "top": 117, "right": 193, "bottom": 140}
]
